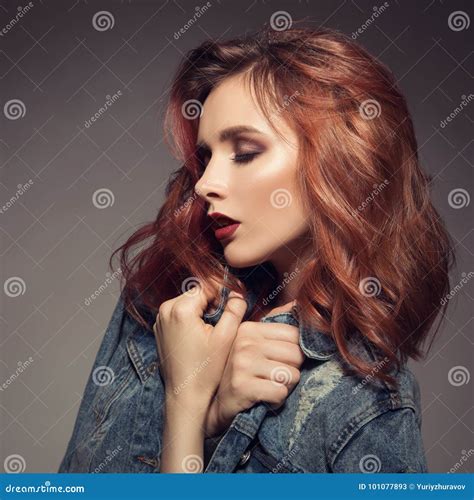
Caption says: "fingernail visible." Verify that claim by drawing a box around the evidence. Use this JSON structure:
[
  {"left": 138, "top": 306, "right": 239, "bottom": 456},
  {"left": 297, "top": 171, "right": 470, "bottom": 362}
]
[{"left": 228, "top": 291, "right": 244, "bottom": 300}]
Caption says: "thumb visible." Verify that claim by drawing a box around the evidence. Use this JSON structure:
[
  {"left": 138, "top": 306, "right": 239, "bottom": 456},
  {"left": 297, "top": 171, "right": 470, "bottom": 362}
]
[{"left": 213, "top": 291, "right": 247, "bottom": 345}]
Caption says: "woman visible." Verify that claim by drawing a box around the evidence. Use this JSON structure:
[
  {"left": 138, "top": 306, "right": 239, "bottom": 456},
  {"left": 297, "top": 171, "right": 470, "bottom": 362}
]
[{"left": 58, "top": 25, "right": 455, "bottom": 473}]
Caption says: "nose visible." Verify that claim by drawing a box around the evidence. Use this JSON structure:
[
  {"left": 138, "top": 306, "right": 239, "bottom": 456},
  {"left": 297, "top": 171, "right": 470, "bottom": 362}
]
[{"left": 195, "top": 172, "right": 229, "bottom": 202}]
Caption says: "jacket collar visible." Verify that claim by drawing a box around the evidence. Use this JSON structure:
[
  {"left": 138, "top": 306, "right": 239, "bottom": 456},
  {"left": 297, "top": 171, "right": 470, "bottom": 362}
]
[{"left": 203, "top": 264, "right": 337, "bottom": 361}]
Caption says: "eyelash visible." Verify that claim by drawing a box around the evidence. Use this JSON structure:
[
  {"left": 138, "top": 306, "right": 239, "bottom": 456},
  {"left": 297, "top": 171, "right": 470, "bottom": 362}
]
[
  {"left": 197, "top": 151, "right": 260, "bottom": 169},
  {"left": 233, "top": 152, "right": 259, "bottom": 164}
]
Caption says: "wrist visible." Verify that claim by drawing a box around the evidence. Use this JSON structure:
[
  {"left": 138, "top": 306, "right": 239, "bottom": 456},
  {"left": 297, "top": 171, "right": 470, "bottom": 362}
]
[
  {"left": 165, "top": 392, "right": 210, "bottom": 420},
  {"left": 205, "top": 400, "right": 220, "bottom": 437},
  {"left": 205, "top": 399, "right": 232, "bottom": 438}
]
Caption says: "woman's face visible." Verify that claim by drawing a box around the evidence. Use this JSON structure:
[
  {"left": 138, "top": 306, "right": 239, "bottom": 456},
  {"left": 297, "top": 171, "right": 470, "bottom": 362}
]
[{"left": 194, "top": 73, "right": 310, "bottom": 273}]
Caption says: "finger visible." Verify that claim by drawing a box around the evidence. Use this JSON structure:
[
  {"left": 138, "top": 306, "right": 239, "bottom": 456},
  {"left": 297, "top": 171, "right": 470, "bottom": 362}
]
[
  {"left": 259, "top": 323, "right": 300, "bottom": 344},
  {"left": 177, "top": 276, "right": 224, "bottom": 317},
  {"left": 214, "top": 292, "right": 248, "bottom": 344},
  {"left": 261, "top": 340, "right": 305, "bottom": 368},
  {"left": 203, "top": 278, "right": 226, "bottom": 313},
  {"left": 247, "top": 378, "right": 289, "bottom": 406},
  {"left": 254, "top": 360, "right": 300, "bottom": 388},
  {"left": 207, "top": 293, "right": 248, "bottom": 376}
]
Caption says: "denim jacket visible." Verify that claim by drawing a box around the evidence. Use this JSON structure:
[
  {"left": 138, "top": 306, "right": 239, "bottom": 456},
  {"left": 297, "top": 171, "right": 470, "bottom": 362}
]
[{"left": 58, "top": 266, "right": 428, "bottom": 473}]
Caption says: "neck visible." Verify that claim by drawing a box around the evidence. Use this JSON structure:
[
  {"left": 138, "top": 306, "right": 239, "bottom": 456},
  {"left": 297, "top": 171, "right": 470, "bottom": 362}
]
[{"left": 268, "top": 235, "right": 312, "bottom": 307}]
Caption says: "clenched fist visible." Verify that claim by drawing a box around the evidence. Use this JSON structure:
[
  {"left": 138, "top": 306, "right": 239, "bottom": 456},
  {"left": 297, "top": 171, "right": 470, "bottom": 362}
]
[
  {"left": 205, "top": 310, "right": 305, "bottom": 437},
  {"left": 153, "top": 282, "right": 248, "bottom": 413}
]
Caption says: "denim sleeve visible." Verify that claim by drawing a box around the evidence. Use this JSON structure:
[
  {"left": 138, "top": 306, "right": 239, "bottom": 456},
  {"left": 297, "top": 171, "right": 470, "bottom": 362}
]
[
  {"left": 331, "top": 407, "right": 429, "bottom": 473},
  {"left": 57, "top": 292, "right": 127, "bottom": 472}
]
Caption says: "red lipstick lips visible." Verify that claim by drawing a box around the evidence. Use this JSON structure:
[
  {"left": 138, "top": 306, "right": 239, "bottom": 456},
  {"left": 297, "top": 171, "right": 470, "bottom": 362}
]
[{"left": 208, "top": 212, "right": 241, "bottom": 241}]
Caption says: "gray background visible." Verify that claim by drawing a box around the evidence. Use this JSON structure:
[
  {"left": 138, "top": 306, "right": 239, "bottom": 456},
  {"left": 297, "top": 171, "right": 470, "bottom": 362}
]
[{"left": 0, "top": 0, "right": 472, "bottom": 473}]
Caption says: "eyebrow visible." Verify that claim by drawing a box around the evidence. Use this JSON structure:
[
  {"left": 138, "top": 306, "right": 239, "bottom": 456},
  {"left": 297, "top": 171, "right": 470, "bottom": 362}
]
[{"left": 196, "top": 125, "right": 265, "bottom": 148}]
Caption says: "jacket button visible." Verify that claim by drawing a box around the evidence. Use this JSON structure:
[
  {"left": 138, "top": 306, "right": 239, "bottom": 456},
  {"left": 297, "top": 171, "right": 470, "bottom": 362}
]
[
  {"left": 238, "top": 450, "right": 251, "bottom": 466},
  {"left": 147, "top": 361, "right": 158, "bottom": 374}
]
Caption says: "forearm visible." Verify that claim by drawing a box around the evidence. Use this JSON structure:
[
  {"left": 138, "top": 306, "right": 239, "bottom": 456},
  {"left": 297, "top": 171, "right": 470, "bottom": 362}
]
[{"left": 159, "top": 397, "right": 208, "bottom": 473}]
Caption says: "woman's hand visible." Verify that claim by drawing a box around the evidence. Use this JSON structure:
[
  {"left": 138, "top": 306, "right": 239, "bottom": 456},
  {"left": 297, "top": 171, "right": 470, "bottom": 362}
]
[
  {"left": 205, "top": 302, "right": 305, "bottom": 437},
  {"left": 153, "top": 280, "right": 247, "bottom": 472}
]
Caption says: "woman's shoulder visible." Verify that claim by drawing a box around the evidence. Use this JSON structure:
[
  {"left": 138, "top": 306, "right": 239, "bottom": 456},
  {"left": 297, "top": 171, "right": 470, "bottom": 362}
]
[
  {"left": 258, "top": 355, "right": 427, "bottom": 472},
  {"left": 327, "top": 361, "right": 427, "bottom": 472},
  {"left": 304, "top": 352, "right": 424, "bottom": 442}
]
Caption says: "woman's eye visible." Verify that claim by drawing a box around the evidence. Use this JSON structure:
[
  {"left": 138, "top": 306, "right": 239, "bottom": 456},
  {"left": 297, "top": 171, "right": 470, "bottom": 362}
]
[{"left": 233, "top": 152, "right": 260, "bottom": 164}]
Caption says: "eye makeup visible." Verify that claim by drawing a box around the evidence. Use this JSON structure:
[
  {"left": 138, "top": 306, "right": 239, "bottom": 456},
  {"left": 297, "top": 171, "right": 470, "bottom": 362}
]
[{"left": 195, "top": 136, "right": 265, "bottom": 169}]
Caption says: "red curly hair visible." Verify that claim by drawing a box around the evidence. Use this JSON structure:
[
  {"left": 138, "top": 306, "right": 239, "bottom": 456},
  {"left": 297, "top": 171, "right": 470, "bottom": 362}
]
[{"left": 109, "top": 24, "right": 456, "bottom": 385}]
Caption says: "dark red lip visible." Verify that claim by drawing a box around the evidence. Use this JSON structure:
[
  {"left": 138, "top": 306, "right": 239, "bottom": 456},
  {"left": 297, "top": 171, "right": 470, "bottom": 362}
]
[
  {"left": 208, "top": 211, "right": 239, "bottom": 226},
  {"left": 214, "top": 222, "right": 240, "bottom": 240},
  {"left": 208, "top": 212, "right": 240, "bottom": 240}
]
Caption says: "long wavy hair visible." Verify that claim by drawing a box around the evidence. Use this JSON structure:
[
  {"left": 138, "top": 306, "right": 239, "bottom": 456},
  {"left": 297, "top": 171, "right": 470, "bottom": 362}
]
[{"left": 109, "top": 24, "right": 456, "bottom": 385}]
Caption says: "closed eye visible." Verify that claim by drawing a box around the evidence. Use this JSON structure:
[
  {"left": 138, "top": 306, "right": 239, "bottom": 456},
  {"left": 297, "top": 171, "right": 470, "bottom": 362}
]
[{"left": 233, "top": 152, "right": 260, "bottom": 164}]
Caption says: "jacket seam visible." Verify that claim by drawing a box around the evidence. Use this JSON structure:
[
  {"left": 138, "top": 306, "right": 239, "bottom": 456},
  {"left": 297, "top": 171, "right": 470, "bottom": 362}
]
[
  {"left": 328, "top": 397, "right": 417, "bottom": 469},
  {"left": 126, "top": 326, "right": 154, "bottom": 383},
  {"left": 92, "top": 368, "right": 135, "bottom": 430}
]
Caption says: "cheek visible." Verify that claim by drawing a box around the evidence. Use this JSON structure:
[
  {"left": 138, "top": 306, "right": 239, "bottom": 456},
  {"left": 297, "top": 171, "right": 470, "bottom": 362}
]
[
  {"left": 234, "top": 168, "right": 307, "bottom": 249},
  {"left": 250, "top": 200, "right": 308, "bottom": 244},
  {"left": 244, "top": 165, "right": 305, "bottom": 233},
  {"left": 225, "top": 202, "right": 307, "bottom": 268},
  {"left": 239, "top": 160, "right": 299, "bottom": 217}
]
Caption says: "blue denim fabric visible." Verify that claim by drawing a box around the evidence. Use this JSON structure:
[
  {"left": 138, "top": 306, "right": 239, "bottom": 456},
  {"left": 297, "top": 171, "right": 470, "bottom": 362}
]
[{"left": 58, "top": 265, "right": 428, "bottom": 473}]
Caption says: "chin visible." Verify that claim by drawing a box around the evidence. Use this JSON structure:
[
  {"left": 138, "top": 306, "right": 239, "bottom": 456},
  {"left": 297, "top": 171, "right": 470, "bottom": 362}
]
[{"left": 223, "top": 245, "right": 269, "bottom": 269}]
